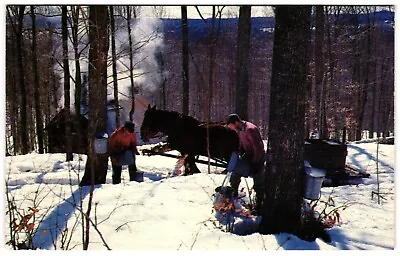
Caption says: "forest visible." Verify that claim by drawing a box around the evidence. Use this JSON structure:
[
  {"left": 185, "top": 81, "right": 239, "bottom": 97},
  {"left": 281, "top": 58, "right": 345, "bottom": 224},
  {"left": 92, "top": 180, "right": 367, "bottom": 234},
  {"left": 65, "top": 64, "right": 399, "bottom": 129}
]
[
  {"left": 4, "top": 5, "right": 395, "bottom": 156},
  {"left": 3, "top": 5, "right": 396, "bottom": 250}
]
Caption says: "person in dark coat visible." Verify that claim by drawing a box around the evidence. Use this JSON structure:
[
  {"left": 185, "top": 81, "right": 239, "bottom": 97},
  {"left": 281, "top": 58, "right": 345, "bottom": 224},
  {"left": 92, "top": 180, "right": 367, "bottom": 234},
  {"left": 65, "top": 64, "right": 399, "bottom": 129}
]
[
  {"left": 225, "top": 114, "right": 266, "bottom": 213},
  {"left": 108, "top": 121, "right": 139, "bottom": 184}
]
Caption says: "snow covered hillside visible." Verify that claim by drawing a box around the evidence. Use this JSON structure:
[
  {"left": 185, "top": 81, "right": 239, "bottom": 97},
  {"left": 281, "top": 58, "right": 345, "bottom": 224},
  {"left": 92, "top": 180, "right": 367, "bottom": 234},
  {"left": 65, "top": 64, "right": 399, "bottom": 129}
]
[{"left": 3, "top": 142, "right": 395, "bottom": 250}]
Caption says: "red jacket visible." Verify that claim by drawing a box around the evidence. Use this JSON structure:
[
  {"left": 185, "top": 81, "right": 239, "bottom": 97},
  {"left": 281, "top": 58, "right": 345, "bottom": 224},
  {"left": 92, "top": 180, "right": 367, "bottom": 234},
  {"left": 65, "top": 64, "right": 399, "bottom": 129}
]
[
  {"left": 108, "top": 126, "right": 138, "bottom": 164},
  {"left": 237, "top": 121, "right": 265, "bottom": 164}
]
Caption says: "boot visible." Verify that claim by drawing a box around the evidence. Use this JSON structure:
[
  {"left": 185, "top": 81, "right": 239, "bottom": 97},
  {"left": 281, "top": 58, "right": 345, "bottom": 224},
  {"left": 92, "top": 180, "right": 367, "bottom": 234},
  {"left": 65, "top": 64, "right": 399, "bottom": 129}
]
[
  {"left": 112, "top": 165, "right": 122, "bottom": 184},
  {"left": 128, "top": 163, "right": 138, "bottom": 181},
  {"left": 229, "top": 172, "right": 242, "bottom": 198}
]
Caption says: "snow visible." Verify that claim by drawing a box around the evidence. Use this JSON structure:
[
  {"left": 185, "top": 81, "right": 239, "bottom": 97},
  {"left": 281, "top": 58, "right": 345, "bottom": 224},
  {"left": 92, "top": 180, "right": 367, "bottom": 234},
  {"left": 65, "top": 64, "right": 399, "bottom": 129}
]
[{"left": 2, "top": 142, "right": 397, "bottom": 250}]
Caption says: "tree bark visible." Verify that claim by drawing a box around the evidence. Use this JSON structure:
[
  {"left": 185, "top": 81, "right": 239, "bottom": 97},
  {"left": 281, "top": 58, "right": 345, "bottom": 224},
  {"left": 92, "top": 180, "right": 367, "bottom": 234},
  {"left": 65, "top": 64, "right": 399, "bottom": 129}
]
[
  {"left": 235, "top": 5, "right": 251, "bottom": 120},
  {"left": 181, "top": 6, "right": 189, "bottom": 115},
  {"left": 71, "top": 6, "right": 82, "bottom": 153},
  {"left": 62, "top": 6, "right": 73, "bottom": 161},
  {"left": 127, "top": 6, "right": 135, "bottom": 121},
  {"left": 30, "top": 6, "right": 44, "bottom": 154},
  {"left": 259, "top": 6, "right": 311, "bottom": 235},
  {"left": 71, "top": 7, "right": 82, "bottom": 116},
  {"left": 315, "top": 6, "right": 327, "bottom": 139},
  {"left": 80, "top": 6, "right": 110, "bottom": 187},
  {"left": 110, "top": 6, "right": 120, "bottom": 126},
  {"left": 16, "top": 6, "right": 29, "bottom": 154}
]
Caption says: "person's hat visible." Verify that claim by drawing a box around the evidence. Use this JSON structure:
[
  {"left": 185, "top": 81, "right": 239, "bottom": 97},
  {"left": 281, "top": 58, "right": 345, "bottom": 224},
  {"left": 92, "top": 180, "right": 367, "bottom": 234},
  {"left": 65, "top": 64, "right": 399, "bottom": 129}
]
[
  {"left": 226, "top": 114, "right": 241, "bottom": 124},
  {"left": 124, "top": 121, "right": 135, "bottom": 133}
]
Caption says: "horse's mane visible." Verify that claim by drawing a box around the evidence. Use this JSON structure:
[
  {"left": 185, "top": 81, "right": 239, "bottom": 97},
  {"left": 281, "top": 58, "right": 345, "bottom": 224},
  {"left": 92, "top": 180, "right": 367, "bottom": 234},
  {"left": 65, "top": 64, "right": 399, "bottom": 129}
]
[{"left": 151, "top": 109, "right": 201, "bottom": 126}]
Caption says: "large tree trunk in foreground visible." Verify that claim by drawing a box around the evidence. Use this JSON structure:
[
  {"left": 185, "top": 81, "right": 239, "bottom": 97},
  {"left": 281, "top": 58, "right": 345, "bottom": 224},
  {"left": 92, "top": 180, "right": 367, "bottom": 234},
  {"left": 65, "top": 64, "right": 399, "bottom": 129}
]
[
  {"left": 259, "top": 6, "right": 311, "bottom": 235},
  {"left": 80, "top": 6, "right": 109, "bottom": 186}
]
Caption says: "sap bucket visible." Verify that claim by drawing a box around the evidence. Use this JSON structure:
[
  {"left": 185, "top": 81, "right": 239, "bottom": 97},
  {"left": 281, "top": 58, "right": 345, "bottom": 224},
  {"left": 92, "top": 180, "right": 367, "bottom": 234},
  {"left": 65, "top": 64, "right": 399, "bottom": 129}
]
[
  {"left": 303, "top": 165, "right": 326, "bottom": 200},
  {"left": 134, "top": 171, "right": 144, "bottom": 182},
  {"left": 94, "top": 133, "right": 108, "bottom": 154}
]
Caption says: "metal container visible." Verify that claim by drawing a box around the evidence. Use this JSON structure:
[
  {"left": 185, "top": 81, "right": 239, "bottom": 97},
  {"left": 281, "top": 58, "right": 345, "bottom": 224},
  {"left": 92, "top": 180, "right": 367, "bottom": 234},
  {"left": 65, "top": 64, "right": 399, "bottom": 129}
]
[
  {"left": 303, "top": 167, "right": 326, "bottom": 200},
  {"left": 133, "top": 171, "right": 144, "bottom": 182},
  {"left": 94, "top": 133, "right": 108, "bottom": 154}
]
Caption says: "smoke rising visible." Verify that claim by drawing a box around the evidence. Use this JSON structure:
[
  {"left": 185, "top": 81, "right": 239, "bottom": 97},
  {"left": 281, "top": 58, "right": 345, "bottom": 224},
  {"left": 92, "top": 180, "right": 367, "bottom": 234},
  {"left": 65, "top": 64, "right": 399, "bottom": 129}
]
[{"left": 55, "top": 13, "right": 165, "bottom": 124}]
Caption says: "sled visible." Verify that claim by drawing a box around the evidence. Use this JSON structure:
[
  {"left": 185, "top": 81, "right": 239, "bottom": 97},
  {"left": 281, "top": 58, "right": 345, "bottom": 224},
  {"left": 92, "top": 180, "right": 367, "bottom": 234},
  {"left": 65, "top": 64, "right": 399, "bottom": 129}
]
[{"left": 323, "top": 164, "right": 370, "bottom": 187}]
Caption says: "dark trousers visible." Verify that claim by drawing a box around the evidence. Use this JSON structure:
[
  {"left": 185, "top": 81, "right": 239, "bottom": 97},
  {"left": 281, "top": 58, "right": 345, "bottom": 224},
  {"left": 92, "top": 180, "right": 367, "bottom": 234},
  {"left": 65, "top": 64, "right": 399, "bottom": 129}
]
[
  {"left": 112, "top": 162, "right": 138, "bottom": 184},
  {"left": 229, "top": 161, "right": 265, "bottom": 213}
]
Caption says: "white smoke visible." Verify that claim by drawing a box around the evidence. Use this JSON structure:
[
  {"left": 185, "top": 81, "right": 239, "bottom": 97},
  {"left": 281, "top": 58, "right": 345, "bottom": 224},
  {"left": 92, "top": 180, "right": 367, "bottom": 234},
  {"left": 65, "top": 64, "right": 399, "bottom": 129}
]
[
  {"left": 110, "top": 17, "right": 164, "bottom": 95},
  {"left": 54, "top": 11, "right": 165, "bottom": 124},
  {"left": 108, "top": 17, "right": 165, "bottom": 122}
]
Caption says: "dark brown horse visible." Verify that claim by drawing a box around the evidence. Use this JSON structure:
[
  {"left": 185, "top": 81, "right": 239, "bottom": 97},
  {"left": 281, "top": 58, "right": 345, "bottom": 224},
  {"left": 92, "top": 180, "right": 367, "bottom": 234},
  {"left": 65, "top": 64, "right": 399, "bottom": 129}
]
[{"left": 140, "top": 105, "right": 239, "bottom": 175}]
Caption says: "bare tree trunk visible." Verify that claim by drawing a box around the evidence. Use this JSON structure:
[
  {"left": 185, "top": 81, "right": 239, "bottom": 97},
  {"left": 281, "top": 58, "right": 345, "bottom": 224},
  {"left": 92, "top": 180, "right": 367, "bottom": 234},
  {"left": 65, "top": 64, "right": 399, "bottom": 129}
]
[
  {"left": 260, "top": 6, "right": 311, "bottom": 235},
  {"left": 304, "top": 41, "right": 313, "bottom": 139},
  {"left": 80, "top": 6, "right": 110, "bottom": 188},
  {"left": 368, "top": 9, "right": 377, "bottom": 139},
  {"left": 30, "top": 6, "right": 44, "bottom": 154},
  {"left": 181, "top": 6, "right": 189, "bottom": 115},
  {"left": 71, "top": 6, "right": 82, "bottom": 154},
  {"left": 315, "top": 6, "right": 326, "bottom": 139},
  {"left": 235, "top": 5, "right": 251, "bottom": 120},
  {"left": 62, "top": 6, "right": 73, "bottom": 161},
  {"left": 109, "top": 6, "right": 120, "bottom": 126},
  {"left": 15, "top": 6, "right": 29, "bottom": 154},
  {"left": 72, "top": 7, "right": 82, "bottom": 116},
  {"left": 127, "top": 6, "right": 135, "bottom": 121},
  {"left": 204, "top": 6, "right": 217, "bottom": 173}
]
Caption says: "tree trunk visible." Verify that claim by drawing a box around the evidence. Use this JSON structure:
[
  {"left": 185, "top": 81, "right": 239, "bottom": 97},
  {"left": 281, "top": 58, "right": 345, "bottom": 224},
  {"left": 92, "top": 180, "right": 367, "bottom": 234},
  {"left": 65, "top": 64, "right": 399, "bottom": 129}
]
[
  {"left": 259, "top": 6, "right": 311, "bottom": 235},
  {"left": 368, "top": 10, "right": 377, "bottom": 139},
  {"left": 62, "top": 6, "right": 73, "bottom": 161},
  {"left": 30, "top": 6, "right": 44, "bottom": 154},
  {"left": 72, "top": 7, "right": 82, "bottom": 116},
  {"left": 110, "top": 6, "right": 120, "bottom": 126},
  {"left": 181, "top": 6, "right": 189, "bottom": 115},
  {"left": 79, "top": 6, "right": 110, "bottom": 187},
  {"left": 71, "top": 6, "right": 82, "bottom": 153},
  {"left": 127, "top": 6, "right": 135, "bottom": 121},
  {"left": 235, "top": 5, "right": 251, "bottom": 120},
  {"left": 315, "top": 6, "right": 326, "bottom": 139},
  {"left": 16, "top": 6, "right": 29, "bottom": 154}
]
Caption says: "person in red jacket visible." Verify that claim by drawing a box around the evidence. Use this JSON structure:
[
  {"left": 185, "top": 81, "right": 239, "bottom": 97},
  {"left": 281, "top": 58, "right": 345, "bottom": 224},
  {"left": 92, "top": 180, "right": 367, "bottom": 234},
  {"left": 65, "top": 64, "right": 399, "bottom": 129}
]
[
  {"left": 225, "top": 114, "right": 266, "bottom": 213},
  {"left": 108, "top": 121, "right": 139, "bottom": 184}
]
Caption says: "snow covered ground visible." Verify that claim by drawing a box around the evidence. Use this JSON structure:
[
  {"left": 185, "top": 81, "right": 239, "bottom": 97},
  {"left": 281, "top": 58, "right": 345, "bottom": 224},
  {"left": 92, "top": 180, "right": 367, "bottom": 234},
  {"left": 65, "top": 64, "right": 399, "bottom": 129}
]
[{"left": 2, "top": 141, "right": 396, "bottom": 250}]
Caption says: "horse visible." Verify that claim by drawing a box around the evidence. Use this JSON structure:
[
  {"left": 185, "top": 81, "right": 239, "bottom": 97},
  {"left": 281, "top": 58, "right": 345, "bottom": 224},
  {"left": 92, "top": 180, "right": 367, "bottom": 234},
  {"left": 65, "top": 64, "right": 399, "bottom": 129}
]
[{"left": 140, "top": 105, "right": 239, "bottom": 175}]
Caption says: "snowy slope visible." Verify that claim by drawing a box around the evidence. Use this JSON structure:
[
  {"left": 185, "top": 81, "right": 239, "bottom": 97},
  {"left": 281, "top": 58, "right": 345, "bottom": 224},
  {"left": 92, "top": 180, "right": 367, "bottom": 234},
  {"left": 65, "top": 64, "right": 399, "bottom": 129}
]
[{"left": 3, "top": 142, "right": 396, "bottom": 250}]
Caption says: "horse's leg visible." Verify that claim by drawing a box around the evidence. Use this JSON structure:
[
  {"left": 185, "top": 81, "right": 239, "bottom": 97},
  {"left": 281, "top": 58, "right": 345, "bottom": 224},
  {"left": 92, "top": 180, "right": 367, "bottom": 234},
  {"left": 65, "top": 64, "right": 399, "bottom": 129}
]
[
  {"left": 184, "top": 154, "right": 201, "bottom": 175},
  {"left": 172, "top": 154, "right": 186, "bottom": 176}
]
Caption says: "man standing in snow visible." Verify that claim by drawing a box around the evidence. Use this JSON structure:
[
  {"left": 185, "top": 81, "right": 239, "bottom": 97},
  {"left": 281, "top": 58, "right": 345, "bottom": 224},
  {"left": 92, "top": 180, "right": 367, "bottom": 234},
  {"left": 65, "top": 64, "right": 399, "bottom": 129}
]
[
  {"left": 108, "top": 121, "right": 139, "bottom": 184},
  {"left": 225, "top": 114, "right": 266, "bottom": 213}
]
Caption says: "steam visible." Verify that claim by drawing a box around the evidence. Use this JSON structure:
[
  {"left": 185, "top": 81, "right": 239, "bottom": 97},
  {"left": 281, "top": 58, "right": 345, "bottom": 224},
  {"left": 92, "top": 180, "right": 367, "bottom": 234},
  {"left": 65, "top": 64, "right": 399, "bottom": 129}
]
[
  {"left": 111, "top": 17, "right": 164, "bottom": 97},
  {"left": 108, "top": 17, "right": 165, "bottom": 122},
  {"left": 55, "top": 13, "right": 165, "bottom": 121}
]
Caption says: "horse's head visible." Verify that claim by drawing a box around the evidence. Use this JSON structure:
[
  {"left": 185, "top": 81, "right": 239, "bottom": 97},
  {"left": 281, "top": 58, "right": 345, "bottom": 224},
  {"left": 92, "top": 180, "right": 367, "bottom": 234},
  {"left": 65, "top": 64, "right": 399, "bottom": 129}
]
[{"left": 140, "top": 104, "right": 161, "bottom": 142}]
